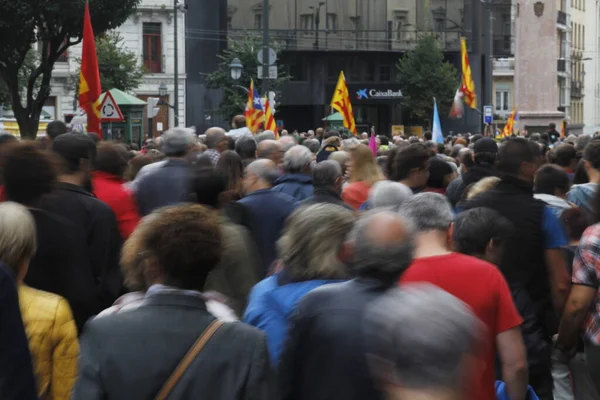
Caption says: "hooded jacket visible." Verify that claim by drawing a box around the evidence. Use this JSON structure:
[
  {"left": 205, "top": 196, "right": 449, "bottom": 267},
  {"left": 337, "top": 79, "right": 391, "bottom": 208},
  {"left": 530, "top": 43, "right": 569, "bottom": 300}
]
[{"left": 272, "top": 174, "right": 314, "bottom": 201}]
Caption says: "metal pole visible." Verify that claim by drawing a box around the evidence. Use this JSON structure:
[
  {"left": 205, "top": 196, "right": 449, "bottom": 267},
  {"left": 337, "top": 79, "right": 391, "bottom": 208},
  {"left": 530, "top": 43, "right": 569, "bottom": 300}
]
[
  {"left": 148, "top": 117, "right": 153, "bottom": 139},
  {"left": 484, "top": 0, "right": 493, "bottom": 109},
  {"left": 325, "top": 0, "right": 328, "bottom": 49},
  {"left": 315, "top": 7, "right": 319, "bottom": 49},
  {"left": 174, "top": 0, "right": 180, "bottom": 126},
  {"left": 262, "top": 0, "right": 269, "bottom": 95}
]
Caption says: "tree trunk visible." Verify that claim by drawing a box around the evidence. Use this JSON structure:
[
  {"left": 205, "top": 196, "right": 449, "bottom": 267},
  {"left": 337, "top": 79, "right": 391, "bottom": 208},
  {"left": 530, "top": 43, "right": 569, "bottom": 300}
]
[{"left": 12, "top": 105, "right": 41, "bottom": 140}]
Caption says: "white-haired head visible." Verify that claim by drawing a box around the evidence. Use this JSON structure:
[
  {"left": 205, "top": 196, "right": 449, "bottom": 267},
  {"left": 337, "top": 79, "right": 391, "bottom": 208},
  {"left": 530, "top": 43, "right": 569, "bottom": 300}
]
[{"left": 369, "top": 181, "right": 413, "bottom": 208}]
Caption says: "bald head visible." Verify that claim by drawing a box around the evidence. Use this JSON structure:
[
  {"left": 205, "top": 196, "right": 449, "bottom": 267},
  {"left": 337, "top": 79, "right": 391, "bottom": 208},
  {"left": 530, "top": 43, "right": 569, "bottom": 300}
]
[
  {"left": 244, "top": 159, "right": 278, "bottom": 193},
  {"left": 204, "top": 127, "right": 227, "bottom": 150},
  {"left": 279, "top": 136, "right": 297, "bottom": 153},
  {"left": 348, "top": 210, "right": 415, "bottom": 283},
  {"left": 257, "top": 139, "right": 280, "bottom": 163}
]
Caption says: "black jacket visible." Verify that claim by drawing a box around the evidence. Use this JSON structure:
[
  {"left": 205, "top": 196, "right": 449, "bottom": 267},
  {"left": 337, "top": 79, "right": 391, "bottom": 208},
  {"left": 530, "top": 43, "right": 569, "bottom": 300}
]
[
  {"left": 279, "top": 279, "right": 386, "bottom": 400},
  {"left": 72, "top": 292, "right": 274, "bottom": 399},
  {"left": 446, "top": 164, "right": 496, "bottom": 206},
  {"left": 301, "top": 188, "right": 353, "bottom": 211},
  {"left": 40, "top": 182, "right": 123, "bottom": 312}
]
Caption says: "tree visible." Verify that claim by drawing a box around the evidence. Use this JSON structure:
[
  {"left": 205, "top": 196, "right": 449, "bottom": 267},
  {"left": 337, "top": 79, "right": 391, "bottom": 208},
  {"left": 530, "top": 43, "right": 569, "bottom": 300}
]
[
  {"left": 0, "top": 0, "right": 140, "bottom": 138},
  {"left": 396, "top": 34, "right": 459, "bottom": 126},
  {"left": 72, "top": 31, "right": 146, "bottom": 94},
  {"left": 205, "top": 33, "right": 290, "bottom": 121}
]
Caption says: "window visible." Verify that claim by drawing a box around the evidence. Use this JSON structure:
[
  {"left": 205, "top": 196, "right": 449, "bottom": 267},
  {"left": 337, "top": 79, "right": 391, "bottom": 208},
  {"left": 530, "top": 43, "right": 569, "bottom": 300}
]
[
  {"left": 143, "top": 22, "right": 162, "bottom": 73},
  {"left": 434, "top": 18, "right": 445, "bottom": 32},
  {"left": 378, "top": 65, "right": 391, "bottom": 82},
  {"left": 350, "top": 16, "right": 360, "bottom": 30},
  {"left": 495, "top": 89, "right": 510, "bottom": 111},
  {"left": 328, "top": 58, "right": 345, "bottom": 81},
  {"left": 327, "top": 13, "right": 337, "bottom": 32},
  {"left": 300, "top": 14, "right": 314, "bottom": 31},
  {"left": 395, "top": 16, "right": 408, "bottom": 40},
  {"left": 254, "top": 13, "right": 263, "bottom": 29},
  {"left": 227, "top": 16, "right": 232, "bottom": 30}
]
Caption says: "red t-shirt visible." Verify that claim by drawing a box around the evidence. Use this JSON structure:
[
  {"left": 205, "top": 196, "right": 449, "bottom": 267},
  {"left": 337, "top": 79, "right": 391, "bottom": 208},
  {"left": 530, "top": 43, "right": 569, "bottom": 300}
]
[{"left": 399, "top": 253, "right": 522, "bottom": 400}]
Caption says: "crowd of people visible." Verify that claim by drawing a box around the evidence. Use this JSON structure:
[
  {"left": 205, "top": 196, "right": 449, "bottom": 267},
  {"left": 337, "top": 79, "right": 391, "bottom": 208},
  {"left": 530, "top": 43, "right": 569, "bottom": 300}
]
[{"left": 2, "top": 116, "right": 600, "bottom": 400}]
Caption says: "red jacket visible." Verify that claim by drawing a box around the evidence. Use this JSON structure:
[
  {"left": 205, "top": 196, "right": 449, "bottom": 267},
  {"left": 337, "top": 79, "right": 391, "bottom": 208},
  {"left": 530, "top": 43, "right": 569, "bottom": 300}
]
[{"left": 91, "top": 171, "right": 141, "bottom": 240}]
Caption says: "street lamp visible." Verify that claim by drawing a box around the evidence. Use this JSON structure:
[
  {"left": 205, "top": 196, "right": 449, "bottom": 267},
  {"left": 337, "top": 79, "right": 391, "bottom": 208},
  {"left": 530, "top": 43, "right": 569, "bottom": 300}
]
[
  {"left": 158, "top": 82, "right": 168, "bottom": 97},
  {"left": 309, "top": 2, "right": 326, "bottom": 49},
  {"left": 230, "top": 58, "right": 243, "bottom": 80}
]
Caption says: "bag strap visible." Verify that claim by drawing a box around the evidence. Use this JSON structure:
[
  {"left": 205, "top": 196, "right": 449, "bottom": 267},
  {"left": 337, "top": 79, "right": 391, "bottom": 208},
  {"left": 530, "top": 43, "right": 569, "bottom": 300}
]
[{"left": 155, "top": 320, "right": 224, "bottom": 400}]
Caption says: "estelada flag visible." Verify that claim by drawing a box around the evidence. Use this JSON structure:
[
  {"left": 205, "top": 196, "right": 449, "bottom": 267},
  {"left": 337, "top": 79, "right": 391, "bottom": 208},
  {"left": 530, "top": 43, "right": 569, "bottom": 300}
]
[
  {"left": 460, "top": 37, "right": 477, "bottom": 109},
  {"left": 264, "top": 96, "right": 279, "bottom": 139},
  {"left": 330, "top": 71, "right": 357, "bottom": 135},
  {"left": 499, "top": 108, "right": 517, "bottom": 139},
  {"left": 78, "top": 1, "right": 102, "bottom": 138},
  {"left": 244, "top": 80, "right": 264, "bottom": 133},
  {"left": 561, "top": 120, "right": 567, "bottom": 138}
]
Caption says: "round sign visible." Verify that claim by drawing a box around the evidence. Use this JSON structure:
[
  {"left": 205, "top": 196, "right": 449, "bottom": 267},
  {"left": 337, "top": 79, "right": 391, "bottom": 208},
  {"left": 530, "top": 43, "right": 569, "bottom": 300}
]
[{"left": 257, "top": 48, "right": 277, "bottom": 65}]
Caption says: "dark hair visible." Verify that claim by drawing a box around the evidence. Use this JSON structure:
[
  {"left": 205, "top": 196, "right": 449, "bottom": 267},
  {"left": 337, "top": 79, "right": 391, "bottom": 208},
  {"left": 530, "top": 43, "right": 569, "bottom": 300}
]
[
  {"left": 130, "top": 143, "right": 139, "bottom": 151},
  {"left": 387, "top": 143, "right": 430, "bottom": 181},
  {"left": 496, "top": 138, "right": 536, "bottom": 175},
  {"left": 554, "top": 144, "right": 578, "bottom": 168},
  {"left": 194, "top": 167, "right": 228, "bottom": 208},
  {"left": 232, "top": 115, "right": 246, "bottom": 129},
  {"left": 46, "top": 120, "right": 68, "bottom": 140},
  {"left": 583, "top": 140, "right": 600, "bottom": 170},
  {"left": 0, "top": 134, "right": 17, "bottom": 147},
  {"left": 378, "top": 135, "right": 390, "bottom": 146},
  {"left": 424, "top": 131, "right": 432, "bottom": 141},
  {"left": 94, "top": 142, "right": 129, "bottom": 177},
  {"left": 436, "top": 143, "right": 446, "bottom": 155},
  {"left": 560, "top": 207, "right": 589, "bottom": 242},
  {"left": 3, "top": 143, "right": 58, "bottom": 206},
  {"left": 225, "top": 136, "right": 235, "bottom": 151},
  {"left": 235, "top": 136, "right": 257, "bottom": 160},
  {"left": 549, "top": 123, "right": 556, "bottom": 130},
  {"left": 313, "top": 160, "right": 342, "bottom": 188},
  {"left": 573, "top": 159, "right": 589, "bottom": 184},
  {"left": 427, "top": 157, "right": 454, "bottom": 189},
  {"left": 51, "top": 133, "right": 96, "bottom": 173},
  {"left": 534, "top": 164, "right": 570, "bottom": 195},
  {"left": 454, "top": 207, "right": 514, "bottom": 256},
  {"left": 324, "top": 130, "right": 341, "bottom": 140},
  {"left": 87, "top": 132, "right": 101, "bottom": 145},
  {"left": 145, "top": 204, "right": 222, "bottom": 290},
  {"left": 124, "top": 154, "right": 155, "bottom": 181},
  {"left": 215, "top": 150, "right": 244, "bottom": 201}
]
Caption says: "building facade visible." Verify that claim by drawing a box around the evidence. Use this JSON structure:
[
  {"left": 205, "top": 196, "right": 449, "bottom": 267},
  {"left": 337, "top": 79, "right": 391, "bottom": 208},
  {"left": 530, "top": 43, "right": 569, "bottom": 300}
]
[
  {"left": 570, "top": 0, "right": 585, "bottom": 132},
  {"left": 583, "top": 0, "right": 600, "bottom": 133}
]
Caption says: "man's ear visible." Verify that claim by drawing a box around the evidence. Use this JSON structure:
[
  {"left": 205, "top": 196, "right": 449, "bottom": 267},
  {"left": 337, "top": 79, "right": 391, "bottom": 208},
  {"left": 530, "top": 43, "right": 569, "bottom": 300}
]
[
  {"left": 446, "top": 222, "right": 455, "bottom": 250},
  {"left": 338, "top": 241, "right": 354, "bottom": 265}
]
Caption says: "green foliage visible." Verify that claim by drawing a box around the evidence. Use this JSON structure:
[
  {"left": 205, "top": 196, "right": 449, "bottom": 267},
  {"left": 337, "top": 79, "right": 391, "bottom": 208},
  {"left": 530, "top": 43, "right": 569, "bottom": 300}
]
[
  {"left": 205, "top": 33, "right": 290, "bottom": 121},
  {"left": 396, "top": 34, "right": 459, "bottom": 125},
  {"left": 0, "top": 51, "right": 38, "bottom": 108},
  {"left": 72, "top": 31, "right": 146, "bottom": 93},
  {"left": 0, "top": 0, "right": 140, "bottom": 138}
]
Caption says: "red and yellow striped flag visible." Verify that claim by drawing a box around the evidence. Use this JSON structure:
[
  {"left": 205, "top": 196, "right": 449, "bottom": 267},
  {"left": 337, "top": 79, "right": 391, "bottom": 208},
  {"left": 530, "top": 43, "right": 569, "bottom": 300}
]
[
  {"left": 499, "top": 108, "right": 517, "bottom": 139},
  {"left": 264, "top": 96, "right": 279, "bottom": 139},
  {"left": 78, "top": 1, "right": 102, "bottom": 137},
  {"left": 244, "top": 80, "right": 264, "bottom": 133},
  {"left": 330, "top": 71, "right": 357, "bottom": 135},
  {"left": 460, "top": 37, "right": 477, "bottom": 109}
]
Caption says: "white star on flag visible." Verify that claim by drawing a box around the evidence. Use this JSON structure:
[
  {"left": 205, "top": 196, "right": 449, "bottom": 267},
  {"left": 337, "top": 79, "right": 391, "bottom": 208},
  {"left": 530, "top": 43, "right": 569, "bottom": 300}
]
[{"left": 254, "top": 98, "right": 262, "bottom": 106}]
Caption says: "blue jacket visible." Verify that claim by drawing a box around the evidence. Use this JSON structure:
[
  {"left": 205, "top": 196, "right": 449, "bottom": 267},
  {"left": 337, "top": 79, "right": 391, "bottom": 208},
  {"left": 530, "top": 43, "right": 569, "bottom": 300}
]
[
  {"left": 238, "top": 189, "right": 297, "bottom": 275},
  {"left": 243, "top": 274, "right": 339, "bottom": 365},
  {"left": 495, "top": 381, "right": 539, "bottom": 400},
  {"left": 272, "top": 174, "right": 314, "bottom": 201},
  {"left": 136, "top": 159, "right": 192, "bottom": 216}
]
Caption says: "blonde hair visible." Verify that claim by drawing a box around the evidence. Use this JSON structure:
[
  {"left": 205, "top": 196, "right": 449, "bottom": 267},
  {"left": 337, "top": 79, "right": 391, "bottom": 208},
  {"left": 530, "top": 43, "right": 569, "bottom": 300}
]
[
  {"left": 0, "top": 202, "right": 37, "bottom": 272},
  {"left": 466, "top": 176, "right": 501, "bottom": 201},
  {"left": 349, "top": 144, "right": 382, "bottom": 185}
]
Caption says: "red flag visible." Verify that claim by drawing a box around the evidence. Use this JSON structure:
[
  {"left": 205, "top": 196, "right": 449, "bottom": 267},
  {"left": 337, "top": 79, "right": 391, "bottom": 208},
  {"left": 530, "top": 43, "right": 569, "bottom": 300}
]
[{"left": 79, "top": 1, "right": 102, "bottom": 138}]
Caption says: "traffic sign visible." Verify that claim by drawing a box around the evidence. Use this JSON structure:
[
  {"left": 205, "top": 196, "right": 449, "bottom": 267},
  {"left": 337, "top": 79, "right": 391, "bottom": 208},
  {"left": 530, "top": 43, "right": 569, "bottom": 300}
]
[
  {"left": 100, "top": 91, "right": 124, "bottom": 122},
  {"left": 257, "top": 66, "right": 278, "bottom": 79},
  {"left": 257, "top": 47, "right": 277, "bottom": 65},
  {"left": 483, "top": 105, "right": 493, "bottom": 125}
]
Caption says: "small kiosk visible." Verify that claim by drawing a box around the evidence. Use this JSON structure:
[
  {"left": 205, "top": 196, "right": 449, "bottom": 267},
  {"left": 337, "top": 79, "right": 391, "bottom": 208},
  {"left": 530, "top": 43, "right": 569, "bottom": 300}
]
[{"left": 99, "top": 89, "right": 146, "bottom": 147}]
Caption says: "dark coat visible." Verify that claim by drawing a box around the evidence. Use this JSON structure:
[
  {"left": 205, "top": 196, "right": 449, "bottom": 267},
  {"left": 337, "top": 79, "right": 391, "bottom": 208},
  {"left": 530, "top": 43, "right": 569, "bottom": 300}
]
[
  {"left": 135, "top": 159, "right": 193, "bottom": 216},
  {"left": 72, "top": 292, "right": 274, "bottom": 400},
  {"left": 238, "top": 189, "right": 297, "bottom": 275},
  {"left": 40, "top": 183, "right": 123, "bottom": 311},
  {"left": 279, "top": 279, "right": 387, "bottom": 400},
  {"left": 0, "top": 264, "right": 38, "bottom": 400},
  {"left": 272, "top": 174, "right": 313, "bottom": 201},
  {"left": 301, "top": 188, "right": 353, "bottom": 211}
]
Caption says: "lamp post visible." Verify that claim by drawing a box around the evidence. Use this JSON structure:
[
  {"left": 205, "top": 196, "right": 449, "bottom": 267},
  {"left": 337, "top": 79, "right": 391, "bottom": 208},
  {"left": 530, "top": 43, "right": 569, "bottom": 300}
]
[
  {"left": 159, "top": 82, "right": 168, "bottom": 97},
  {"left": 230, "top": 58, "right": 243, "bottom": 81},
  {"left": 173, "top": 0, "right": 188, "bottom": 127},
  {"left": 309, "top": 2, "right": 325, "bottom": 49}
]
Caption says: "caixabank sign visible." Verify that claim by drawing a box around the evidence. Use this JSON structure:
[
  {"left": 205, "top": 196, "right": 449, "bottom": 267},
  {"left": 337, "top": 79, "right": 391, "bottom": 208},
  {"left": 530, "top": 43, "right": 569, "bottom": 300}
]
[
  {"left": 355, "top": 88, "right": 403, "bottom": 100},
  {"left": 337, "top": 84, "right": 404, "bottom": 103}
]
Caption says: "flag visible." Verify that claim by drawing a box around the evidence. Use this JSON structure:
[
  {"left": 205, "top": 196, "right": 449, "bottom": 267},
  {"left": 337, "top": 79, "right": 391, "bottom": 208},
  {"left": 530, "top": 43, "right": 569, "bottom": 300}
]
[
  {"left": 432, "top": 98, "right": 444, "bottom": 144},
  {"left": 78, "top": 1, "right": 102, "bottom": 137},
  {"left": 244, "top": 80, "right": 264, "bottom": 133},
  {"left": 330, "top": 71, "right": 357, "bottom": 135},
  {"left": 449, "top": 86, "right": 464, "bottom": 118},
  {"left": 561, "top": 120, "right": 567, "bottom": 138},
  {"left": 368, "top": 133, "right": 377, "bottom": 157},
  {"left": 500, "top": 108, "right": 517, "bottom": 139},
  {"left": 264, "top": 95, "right": 279, "bottom": 139},
  {"left": 460, "top": 37, "right": 477, "bottom": 109}
]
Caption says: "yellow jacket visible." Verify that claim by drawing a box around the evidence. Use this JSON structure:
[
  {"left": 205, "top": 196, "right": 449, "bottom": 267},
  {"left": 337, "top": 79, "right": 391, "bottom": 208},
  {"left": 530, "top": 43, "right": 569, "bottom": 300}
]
[{"left": 18, "top": 285, "right": 79, "bottom": 400}]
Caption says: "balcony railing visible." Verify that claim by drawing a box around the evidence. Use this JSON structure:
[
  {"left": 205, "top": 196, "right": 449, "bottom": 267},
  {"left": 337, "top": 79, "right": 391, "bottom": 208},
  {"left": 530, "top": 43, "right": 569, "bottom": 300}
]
[
  {"left": 557, "top": 10, "right": 567, "bottom": 26},
  {"left": 558, "top": 59, "right": 567, "bottom": 73},
  {"left": 493, "top": 58, "right": 515, "bottom": 75},
  {"left": 228, "top": 29, "right": 463, "bottom": 52}
]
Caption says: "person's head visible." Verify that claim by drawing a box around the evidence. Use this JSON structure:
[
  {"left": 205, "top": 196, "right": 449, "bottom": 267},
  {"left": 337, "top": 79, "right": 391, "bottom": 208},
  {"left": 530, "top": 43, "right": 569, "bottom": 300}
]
[
  {"left": 328, "top": 151, "right": 350, "bottom": 176},
  {"left": 473, "top": 137, "right": 498, "bottom": 166},
  {"left": 278, "top": 204, "right": 353, "bottom": 282},
  {"left": 243, "top": 159, "right": 278, "bottom": 193},
  {"left": 121, "top": 204, "right": 221, "bottom": 291},
  {"left": 204, "top": 127, "right": 228, "bottom": 153},
  {"left": 534, "top": 164, "right": 570, "bottom": 198},
  {"left": 282, "top": 145, "right": 312, "bottom": 174},
  {"left": 94, "top": 142, "right": 130, "bottom": 178},
  {"left": 255, "top": 131, "right": 276, "bottom": 143},
  {"left": 256, "top": 139, "right": 281, "bottom": 164},
  {"left": 387, "top": 144, "right": 430, "bottom": 189},
  {"left": 576, "top": 134, "right": 592, "bottom": 153},
  {"left": 583, "top": 140, "right": 600, "bottom": 178},
  {"left": 426, "top": 157, "right": 455, "bottom": 190},
  {"left": 161, "top": 127, "right": 197, "bottom": 157},
  {"left": 279, "top": 136, "right": 297, "bottom": 153},
  {"left": 3, "top": 143, "right": 58, "bottom": 207},
  {"left": 193, "top": 167, "right": 228, "bottom": 209},
  {"left": 457, "top": 148, "right": 474, "bottom": 171},
  {"left": 0, "top": 133, "right": 17, "bottom": 148},
  {"left": 554, "top": 144, "right": 578, "bottom": 171},
  {"left": 46, "top": 120, "right": 68, "bottom": 141},
  {"left": 561, "top": 207, "right": 589, "bottom": 243},
  {"left": 215, "top": 150, "right": 244, "bottom": 198},
  {"left": 369, "top": 181, "right": 413, "bottom": 209},
  {"left": 0, "top": 202, "right": 37, "bottom": 280},
  {"left": 549, "top": 123, "right": 556, "bottom": 131},
  {"left": 324, "top": 130, "right": 341, "bottom": 141},
  {"left": 398, "top": 192, "right": 453, "bottom": 249},
  {"left": 51, "top": 133, "right": 96, "bottom": 184},
  {"left": 464, "top": 176, "right": 501, "bottom": 201},
  {"left": 235, "top": 136, "right": 257, "bottom": 161},
  {"left": 348, "top": 144, "right": 382, "bottom": 185},
  {"left": 364, "top": 284, "right": 483, "bottom": 400},
  {"left": 346, "top": 209, "right": 414, "bottom": 283},
  {"left": 231, "top": 115, "right": 246, "bottom": 129},
  {"left": 303, "top": 138, "right": 320, "bottom": 154},
  {"left": 574, "top": 158, "right": 590, "bottom": 184},
  {"left": 454, "top": 207, "right": 514, "bottom": 265},
  {"left": 312, "top": 160, "right": 344, "bottom": 194},
  {"left": 496, "top": 137, "right": 540, "bottom": 182}
]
